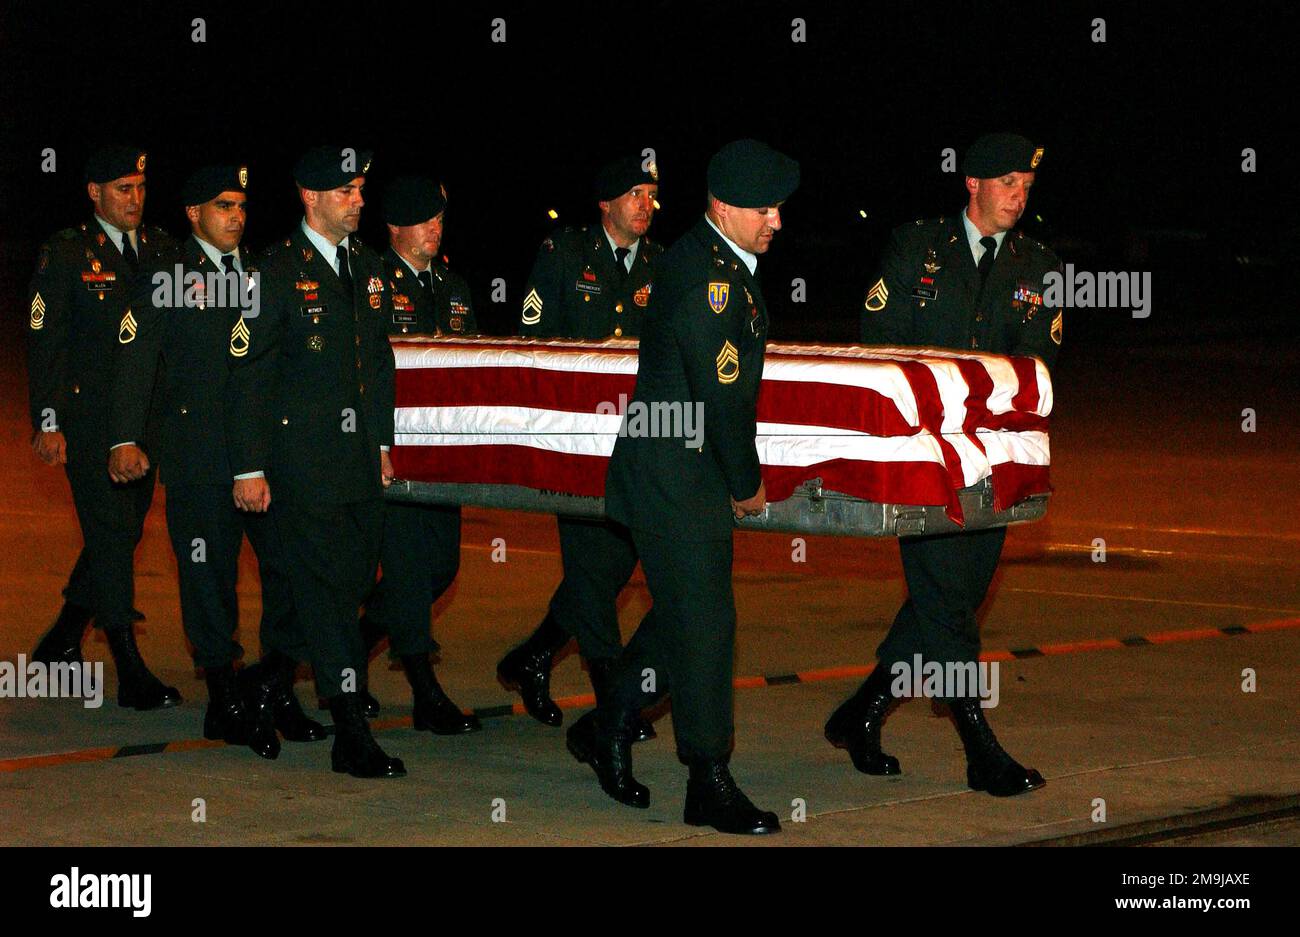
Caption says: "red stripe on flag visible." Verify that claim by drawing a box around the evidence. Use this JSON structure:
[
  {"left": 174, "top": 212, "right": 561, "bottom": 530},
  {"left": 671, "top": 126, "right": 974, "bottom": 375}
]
[
  {"left": 990, "top": 462, "right": 1052, "bottom": 511},
  {"left": 1009, "top": 356, "right": 1041, "bottom": 413},
  {"left": 396, "top": 366, "right": 637, "bottom": 413},
  {"left": 756, "top": 380, "right": 917, "bottom": 436}
]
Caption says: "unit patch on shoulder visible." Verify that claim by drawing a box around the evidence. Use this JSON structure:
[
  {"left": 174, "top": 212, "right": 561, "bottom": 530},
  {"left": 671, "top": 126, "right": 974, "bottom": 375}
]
[
  {"left": 230, "top": 317, "right": 251, "bottom": 357},
  {"left": 716, "top": 340, "right": 739, "bottom": 384},
  {"left": 865, "top": 278, "right": 889, "bottom": 312},
  {"left": 30, "top": 293, "right": 46, "bottom": 329},
  {"left": 708, "top": 282, "right": 729, "bottom": 314},
  {"left": 521, "top": 288, "right": 543, "bottom": 325},
  {"left": 118, "top": 308, "right": 138, "bottom": 344}
]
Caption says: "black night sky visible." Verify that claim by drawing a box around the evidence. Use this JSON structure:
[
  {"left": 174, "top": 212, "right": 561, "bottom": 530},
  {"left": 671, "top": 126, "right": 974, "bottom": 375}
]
[{"left": 1, "top": 0, "right": 1295, "bottom": 341}]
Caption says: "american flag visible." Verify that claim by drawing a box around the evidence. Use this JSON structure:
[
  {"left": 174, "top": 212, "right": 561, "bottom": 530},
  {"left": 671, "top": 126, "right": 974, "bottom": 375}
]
[{"left": 389, "top": 336, "right": 1052, "bottom": 525}]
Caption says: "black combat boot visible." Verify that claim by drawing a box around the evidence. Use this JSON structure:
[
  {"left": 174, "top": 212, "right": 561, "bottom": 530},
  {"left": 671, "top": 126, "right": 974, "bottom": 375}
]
[
  {"left": 327, "top": 694, "right": 406, "bottom": 778},
  {"left": 317, "top": 619, "right": 381, "bottom": 718},
  {"left": 264, "top": 651, "right": 326, "bottom": 742},
  {"left": 948, "top": 698, "right": 1045, "bottom": 797},
  {"left": 684, "top": 760, "right": 781, "bottom": 835},
  {"left": 586, "top": 657, "right": 656, "bottom": 743},
  {"left": 824, "top": 665, "right": 902, "bottom": 775},
  {"left": 202, "top": 664, "right": 251, "bottom": 744},
  {"left": 570, "top": 708, "right": 649, "bottom": 808},
  {"left": 496, "top": 612, "right": 569, "bottom": 726},
  {"left": 105, "top": 625, "right": 181, "bottom": 711},
  {"left": 240, "top": 659, "right": 283, "bottom": 760},
  {"left": 402, "top": 653, "right": 480, "bottom": 734},
  {"left": 31, "top": 602, "right": 93, "bottom": 666}
]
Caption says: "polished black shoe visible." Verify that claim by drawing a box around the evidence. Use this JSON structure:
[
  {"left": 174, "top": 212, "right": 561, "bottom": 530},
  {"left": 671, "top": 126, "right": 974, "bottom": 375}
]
[
  {"left": 106, "top": 626, "right": 182, "bottom": 711},
  {"left": 275, "top": 685, "right": 328, "bottom": 742},
  {"left": 328, "top": 694, "right": 406, "bottom": 778},
  {"left": 318, "top": 688, "right": 382, "bottom": 718},
  {"left": 824, "top": 666, "right": 901, "bottom": 775},
  {"left": 586, "top": 657, "right": 657, "bottom": 744},
  {"left": 31, "top": 602, "right": 92, "bottom": 667},
  {"left": 257, "top": 650, "right": 326, "bottom": 742},
  {"left": 496, "top": 613, "right": 568, "bottom": 727},
  {"left": 240, "top": 663, "right": 282, "bottom": 760},
  {"left": 202, "top": 665, "right": 251, "bottom": 745},
  {"left": 402, "top": 653, "right": 481, "bottom": 734},
  {"left": 571, "top": 712, "right": 648, "bottom": 808},
  {"left": 948, "top": 698, "right": 1045, "bottom": 797},
  {"left": 684, "top": 761, "right": 781, "bottom": 835}
]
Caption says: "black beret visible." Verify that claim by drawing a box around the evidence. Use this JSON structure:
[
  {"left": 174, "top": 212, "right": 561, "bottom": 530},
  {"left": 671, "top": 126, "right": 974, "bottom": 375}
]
[
  {"left": 181, "top": 164, "right": 249, "bottom": 207},
  {"left": 707, "top": 139, "right": 799, "bottom": 208},
  {"left": 293, "top": 145, "right": 373, "bottom": 190},
  {"left": 383, "top": 175, "right": 448, "bottom": 226},
  {"left": 594, "top": 155, "right": 659, "bottom": 201},
  {"left": 961, "top": 133, "right": 1044, "bottom": 178},
  {"left": 85, "top": 146, "right": 147, "bottom": 184}
]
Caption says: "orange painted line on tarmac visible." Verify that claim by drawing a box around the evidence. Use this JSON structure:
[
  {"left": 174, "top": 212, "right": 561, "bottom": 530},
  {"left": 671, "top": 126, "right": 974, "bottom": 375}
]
[
  {"left": 0, "top": 746, "right": 120, "bottom": 773},
  {"left": 1244, "top": 617, "right": 1300, "bottom": 633},
  {"left": 977, "top": 650, "right": 1017, "bottom": 663},
  {"left": 1037, "top": 638, "right": 1127, "bottom": 655},
  {"left": 1146, "top": 627, "right": 1230, "bottom": 644},
  {"left": 796, "top": 664, "right": 874, "bottom": 682},
  {"left": 163, "top": 738, "right": 226, "bottom": 754},
  {"left": 2, "top": 614, "right": 1296, "bottom": 775}
]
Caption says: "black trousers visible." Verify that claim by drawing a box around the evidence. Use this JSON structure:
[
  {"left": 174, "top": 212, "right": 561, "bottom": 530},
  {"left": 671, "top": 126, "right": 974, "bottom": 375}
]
[
  {"left": 548, "top": 515, "right": 639, "bottom": 661},
  {"left": 62, "top": 451, "right": 156, "bottom": 632},
  {"left": 876, "top": 526, "right": 1008, "bottom": 670},
  {"left": 364, "top": 502, "right": 461, "bottom": 657},
  {"left": 271, "top": 497, "right": 384, "bottom": 698},
  {"left": 605, "top": 529, "right": 736, "bottom": 762},
  {"left": 164, "top": 483, "right": 300, "bottom": 669}
]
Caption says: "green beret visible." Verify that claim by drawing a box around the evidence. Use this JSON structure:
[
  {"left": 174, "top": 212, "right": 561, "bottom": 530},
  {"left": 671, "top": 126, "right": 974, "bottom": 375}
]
[
  {"left": 293, "top": 145, "right": 373, "bottom": 191},
  {"left": 383, "top": 175, "right": 447, "bottom": 226},
  {"left": 707, "top": 139, "right": 799, "bottom": 208},
  {"left": 961, "top": 133, "right": 1044, "bottom": 178},
  {"left": 85, "top": 146, "right": 147, "bottom": 184},
  {"left": 181, "top": 164, "right": 249, "bottom": 207},
  {"left": 594, "top": 155, "right": 658, "bottom": 201}
]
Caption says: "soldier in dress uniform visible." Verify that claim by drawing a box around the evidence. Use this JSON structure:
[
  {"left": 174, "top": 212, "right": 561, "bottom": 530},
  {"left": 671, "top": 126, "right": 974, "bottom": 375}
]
[
  {"left": 497, "top": 156, "right": 665, "bottom": 736},
  {"left": 26, "top": 145, "right": 181, "bottom": 710},
  {"left": 107, "top": 164, "right": 326, "bottom": 758},
  {"left": 830, "top": 132, "right": 1063, "bottom": 797},
  {"left": 576, "top": 140, "right": 798, "bottom": 835},
  {"left": 225, "top": 145, "right": 404, "bottom": 779},
  {"left": 356, "top": 174, "right": 480, "bottom": 736}
]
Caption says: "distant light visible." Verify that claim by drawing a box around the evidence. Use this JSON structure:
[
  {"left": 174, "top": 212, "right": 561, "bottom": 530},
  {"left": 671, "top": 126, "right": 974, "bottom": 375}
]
[
  {"left": 858, "top": 209, "right": 868, "bottom": 219},
  {"left": 652, "top": 199, "right": 661, "bottom": 210},
  {"left": 442, "top": 254, "right": 450, "bottom": 265},
  {"left": 1035, "top": 214, "right": 1043, "bottom": 223},
  {"left": 547, "top": 209, "right": 558, "bottom": 220}
]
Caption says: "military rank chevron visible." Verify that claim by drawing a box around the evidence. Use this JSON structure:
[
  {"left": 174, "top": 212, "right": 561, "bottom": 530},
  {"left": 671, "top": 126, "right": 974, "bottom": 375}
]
[
  {"left": 118, "top": 308, "right": 138, "bottom": 344},
  {"left": 521, "top": 288, "right": 543, "bottom": 325}
]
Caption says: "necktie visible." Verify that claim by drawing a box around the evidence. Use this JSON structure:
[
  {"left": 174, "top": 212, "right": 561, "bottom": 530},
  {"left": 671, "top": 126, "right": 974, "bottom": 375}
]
[
  {"left": 417, "top": 270, "right": 440, "bottom": 334},
  {"left": 335, "top": 244, "right": 353, "bottom": 293},
  {"left": 613, "top": 246, "right": 630, "bottom": 282},
  {"left": 120, "top": 232, "right": 138, "bottom": 269},
  {"left": 977, "top": 236, "right": 997, "bottom": 286},
  {"left": 220, "top": 254, "right": 236, "bottom": 274}
]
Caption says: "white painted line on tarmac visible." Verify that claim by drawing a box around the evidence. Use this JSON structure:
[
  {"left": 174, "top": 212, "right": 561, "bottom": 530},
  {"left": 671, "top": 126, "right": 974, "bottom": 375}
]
[
  {"left": 1050, "top": 520, "right": 1300, "bottom": 542},
  {"left": 1000, "top": 587, "right": 1300, "bottom": 615}
]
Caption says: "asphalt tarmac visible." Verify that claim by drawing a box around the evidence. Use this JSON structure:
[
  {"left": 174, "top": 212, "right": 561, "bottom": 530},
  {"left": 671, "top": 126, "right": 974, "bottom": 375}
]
[{"left": 1, "top": 324, "right": 1297, "bottom": 847}]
